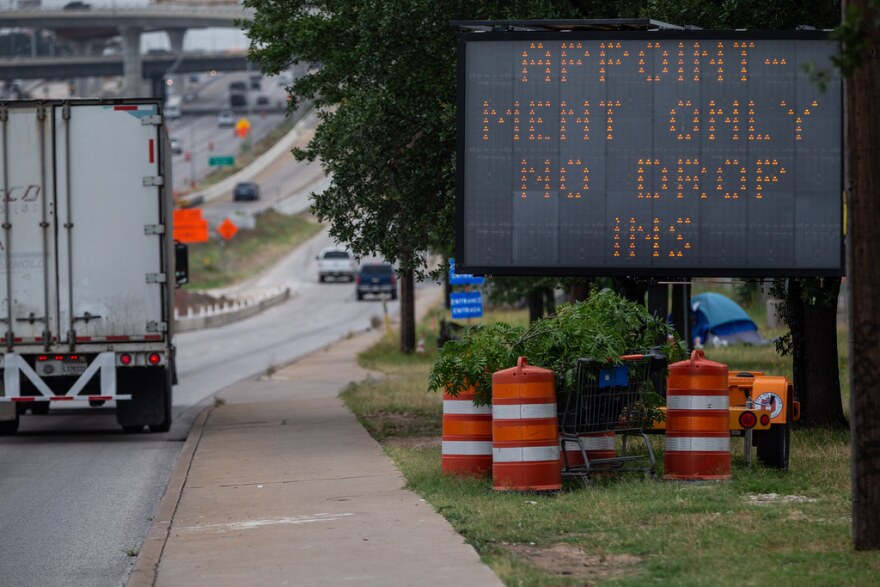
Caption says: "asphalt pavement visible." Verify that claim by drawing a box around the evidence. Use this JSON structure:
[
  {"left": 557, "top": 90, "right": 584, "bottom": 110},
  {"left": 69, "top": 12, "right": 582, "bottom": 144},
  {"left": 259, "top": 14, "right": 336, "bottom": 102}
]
[{"left": 128, "top": 286, "right": 503, "bottom": 587}]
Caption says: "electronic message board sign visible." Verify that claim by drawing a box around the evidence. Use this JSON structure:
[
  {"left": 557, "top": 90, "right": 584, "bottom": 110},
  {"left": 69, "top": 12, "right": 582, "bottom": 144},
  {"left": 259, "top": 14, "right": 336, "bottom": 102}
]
[{"left": 456, "top": 31, "right": 843, "bottom": 277}]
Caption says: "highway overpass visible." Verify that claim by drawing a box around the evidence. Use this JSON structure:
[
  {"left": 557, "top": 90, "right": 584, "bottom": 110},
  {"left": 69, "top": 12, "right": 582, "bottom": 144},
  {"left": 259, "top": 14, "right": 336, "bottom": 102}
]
[{"left": 0, "top": 5, "right": 255, "bottom": 95}]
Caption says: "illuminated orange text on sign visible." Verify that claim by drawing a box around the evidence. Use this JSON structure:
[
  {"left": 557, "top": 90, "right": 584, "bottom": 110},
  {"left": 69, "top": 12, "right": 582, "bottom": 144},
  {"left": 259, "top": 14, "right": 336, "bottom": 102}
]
[{"left": 459, "top": 34, "right": 842, "bottom": 275}]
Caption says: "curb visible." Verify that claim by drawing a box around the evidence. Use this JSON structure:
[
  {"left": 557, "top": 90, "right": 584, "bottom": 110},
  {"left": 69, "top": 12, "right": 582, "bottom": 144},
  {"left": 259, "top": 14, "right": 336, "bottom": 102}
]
[{"left": 127, "top": 406, "right": 214, "bottom": 587}]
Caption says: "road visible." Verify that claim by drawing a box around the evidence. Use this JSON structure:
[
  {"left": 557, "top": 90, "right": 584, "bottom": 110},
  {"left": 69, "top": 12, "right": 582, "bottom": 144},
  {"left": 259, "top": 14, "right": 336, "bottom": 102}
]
[
  {"left": 167, "top": 69, "right": 295, "bottom": 194},
  {"left": 0, "top": 104, "right": 425, "bottom": 585}
]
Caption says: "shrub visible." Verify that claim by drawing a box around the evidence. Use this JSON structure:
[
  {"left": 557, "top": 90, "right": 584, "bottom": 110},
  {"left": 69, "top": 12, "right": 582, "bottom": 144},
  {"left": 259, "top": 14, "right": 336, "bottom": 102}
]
[{"left": 428, "top": 288, "right": 688, "bottom": 405}]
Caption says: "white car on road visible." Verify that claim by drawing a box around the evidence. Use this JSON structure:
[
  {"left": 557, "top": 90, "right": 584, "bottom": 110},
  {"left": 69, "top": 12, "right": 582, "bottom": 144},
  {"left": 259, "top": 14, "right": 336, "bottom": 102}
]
[{"left": 316, "top": 247, "right": 357, "bottom": 282}]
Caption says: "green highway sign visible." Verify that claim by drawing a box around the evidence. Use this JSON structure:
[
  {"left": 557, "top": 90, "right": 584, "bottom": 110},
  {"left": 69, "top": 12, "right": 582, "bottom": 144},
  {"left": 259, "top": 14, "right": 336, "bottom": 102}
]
[{"left": 209, "top": 155, "right": 235, "bottom": 167}]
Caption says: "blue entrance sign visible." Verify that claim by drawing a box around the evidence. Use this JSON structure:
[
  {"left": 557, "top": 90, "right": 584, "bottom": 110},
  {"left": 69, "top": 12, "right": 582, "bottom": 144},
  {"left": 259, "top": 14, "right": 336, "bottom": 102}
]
[
  {"left": 449, "top": 258, "right": 485, "bottom": 286},
  {"left": 450, "top": 291, "right": 483, "bottom": 319}
]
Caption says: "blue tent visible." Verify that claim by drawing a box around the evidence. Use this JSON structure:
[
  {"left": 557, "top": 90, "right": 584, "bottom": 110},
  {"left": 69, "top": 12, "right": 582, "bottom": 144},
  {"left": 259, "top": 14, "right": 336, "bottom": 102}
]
[{"left": 691, "top": 292, "right": 767, "bottom": 345}]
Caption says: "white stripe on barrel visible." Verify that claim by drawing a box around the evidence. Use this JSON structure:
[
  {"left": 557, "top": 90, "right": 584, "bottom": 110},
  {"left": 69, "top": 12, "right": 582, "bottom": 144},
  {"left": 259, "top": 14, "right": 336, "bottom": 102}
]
[
  {"left": 442, "top": 440, "right": 494, "bottom": 456},
  {"left": 443, "top": 399, "right": 492, "bottom": 415},
  {"left": 493, "top": 445, "right": 561, "bottom": 463},
  {"left": 667, "top": 395, "right": 730, "bottom": 411},
  {"left": 665, "top": 436, "right": 731, "bottom": 452},
  {"left": 492, "top": 403, "right": 557, "bottom": 420}
]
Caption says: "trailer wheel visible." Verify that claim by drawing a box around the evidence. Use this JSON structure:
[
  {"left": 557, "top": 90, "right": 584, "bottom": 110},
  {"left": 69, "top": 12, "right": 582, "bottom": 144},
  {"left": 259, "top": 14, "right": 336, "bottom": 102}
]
[
  {"left": 755, "top": 422, "right": 790, "bottom": 470},
  {"left": 0, "top": 413, "right": 19, "bottom": 435},
  {"left": 30, "top": 402, "right": 50, "bottom": 415}
]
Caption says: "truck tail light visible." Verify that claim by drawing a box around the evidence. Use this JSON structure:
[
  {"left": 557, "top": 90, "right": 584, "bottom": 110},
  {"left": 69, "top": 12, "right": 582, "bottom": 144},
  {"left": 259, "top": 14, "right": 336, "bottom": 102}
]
[
  {"left": 355, "top": 275, "right": 361, "bottom": 284},
  {"left": 759, "top": 413, "right": 771, "bottom": 426},
  {"left": 739, "top": 411, "right": 757, "bottom": 429},
  {"left": 120, "top": 353, "right": 132, "bottom": 366},
  {"left": 148, "top": 353, "right": 161, "bottom": 365},
  {"left": 390, "top": 274, "right": 396, "bottom": 285}
]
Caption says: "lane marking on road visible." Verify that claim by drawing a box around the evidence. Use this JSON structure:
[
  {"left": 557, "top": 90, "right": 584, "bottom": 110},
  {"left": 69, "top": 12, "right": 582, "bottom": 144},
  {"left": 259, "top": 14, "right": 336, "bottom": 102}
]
[{"left": 176, "top": 512, "right": 355, "bottom": 534}]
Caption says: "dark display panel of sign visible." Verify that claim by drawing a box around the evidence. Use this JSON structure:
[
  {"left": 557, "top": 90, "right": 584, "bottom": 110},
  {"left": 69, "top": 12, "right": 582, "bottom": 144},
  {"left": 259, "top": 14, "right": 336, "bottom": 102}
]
[{"left": 456, "top": 31, "right": 842, "bottom": 276}]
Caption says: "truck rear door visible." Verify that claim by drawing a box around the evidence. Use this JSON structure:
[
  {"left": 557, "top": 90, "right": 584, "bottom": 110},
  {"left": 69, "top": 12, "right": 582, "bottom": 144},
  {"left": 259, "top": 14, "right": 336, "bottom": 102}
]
[
  {"left": 0, "top": 104, "right": 58, "bottom": 346},
  {"left": 54, "top": 103, "right": 166, "bottom": 346}
]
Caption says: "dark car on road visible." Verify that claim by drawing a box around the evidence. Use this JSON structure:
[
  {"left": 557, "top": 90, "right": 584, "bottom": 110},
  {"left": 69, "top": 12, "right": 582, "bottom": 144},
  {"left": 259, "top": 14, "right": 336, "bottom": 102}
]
[
  {"left": 233, "top": 181, "right": 260, "bottom": 202},
  {"left": 355, "top": 262, "right": 396, "bottom": 301}
]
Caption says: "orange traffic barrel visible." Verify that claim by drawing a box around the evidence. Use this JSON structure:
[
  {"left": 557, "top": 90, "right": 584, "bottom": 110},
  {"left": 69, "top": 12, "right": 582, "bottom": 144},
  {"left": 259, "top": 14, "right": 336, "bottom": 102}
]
[
  {"left": 563, "top": 431, "right": 616, "bottom": 469},
  {"left": 664, "top": 350, "right": 731, "bottom": 481},
  {"left": 441, "top": 386, "right": 492, "bottom": 476},
  {"left": 492, "top": 357, "right": 561, "bottom": 492}
]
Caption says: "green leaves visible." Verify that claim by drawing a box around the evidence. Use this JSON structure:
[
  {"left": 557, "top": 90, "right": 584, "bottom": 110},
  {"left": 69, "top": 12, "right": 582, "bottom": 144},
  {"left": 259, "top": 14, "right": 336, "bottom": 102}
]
[{"left": 429, "top": 289, "right": 687, "bottom": 405}]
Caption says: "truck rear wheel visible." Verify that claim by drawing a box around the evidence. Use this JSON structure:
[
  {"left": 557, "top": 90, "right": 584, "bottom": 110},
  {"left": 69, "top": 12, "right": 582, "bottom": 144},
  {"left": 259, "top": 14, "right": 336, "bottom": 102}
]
[
  {"left": 0, "top": 413, "right": 19, "bottom": 435},
  {"left": 30, "top": 401, "right": 50, "bottom": 415},
  {"left": 0, "top": 403, "right": 19, "bottom": 435}
]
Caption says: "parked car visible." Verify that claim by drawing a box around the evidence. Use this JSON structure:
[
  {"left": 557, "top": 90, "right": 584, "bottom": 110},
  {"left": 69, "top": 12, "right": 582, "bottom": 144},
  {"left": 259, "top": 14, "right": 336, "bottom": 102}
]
[
  {"left": 316, "top": 247, "right": 357, "bottom": 282},
  {"left": 217, "top": 110, "right": 235, "bottom": 128},
  {"left": 169, "top": 137, "right": 182, "bottom": 156},
  {"left": 233, "top": 181, "right": 260, "bottom": 202},
  {"left": 355, "top": 262, "right": 397, "bottom": 300}
]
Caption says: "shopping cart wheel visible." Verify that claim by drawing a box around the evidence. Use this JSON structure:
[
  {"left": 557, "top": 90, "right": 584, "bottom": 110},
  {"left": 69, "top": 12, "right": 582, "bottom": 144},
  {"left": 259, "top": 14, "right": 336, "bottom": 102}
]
[{"left": 755, "top": 422, "right": 790, "bottom": 471}]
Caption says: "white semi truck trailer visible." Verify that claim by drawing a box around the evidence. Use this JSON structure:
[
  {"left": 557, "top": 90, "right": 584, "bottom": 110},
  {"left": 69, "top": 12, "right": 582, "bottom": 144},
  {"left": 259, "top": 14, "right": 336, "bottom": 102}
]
[{"left": 0, "top": 99, "right": 188, "bottom": 434}]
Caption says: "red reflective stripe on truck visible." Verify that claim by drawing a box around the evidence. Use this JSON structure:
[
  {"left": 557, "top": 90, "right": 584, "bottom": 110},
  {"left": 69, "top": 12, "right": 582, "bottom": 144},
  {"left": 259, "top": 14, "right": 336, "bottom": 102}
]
[
  {"left": 11, "top": 397, "right": 34, "bottom": 402},
  {"left": 88, "top": 396, "right": 112, "bottom": 401},
  {"left": 114, "top": 105, "right": 138, "bottom": 111},
  {"left": 149, "top": 139, "right": 155, "bottom": 163},
  {"left": 106, "top": 336, "right": 130, "bottom": 342},
  {"left": 50, "top": 397, "right": 73, "bottom": 401},
  {"left": 144, "top": 335, "right": 162, "bottom": 341}
]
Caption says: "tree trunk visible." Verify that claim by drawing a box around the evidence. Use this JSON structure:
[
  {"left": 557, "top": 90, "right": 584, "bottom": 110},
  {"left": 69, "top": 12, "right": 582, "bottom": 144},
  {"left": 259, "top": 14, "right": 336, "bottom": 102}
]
[
  {"left": 569, "top": 280, "right": 592, "bottom": 302},
  {"left": 399, "top": 268, "right": 416, "bottom": 354},
  {"left": 527, "top": 289, "right": 544, "bottom": 323},
  {"left": 612, "top": 277, "right": 648, "bottom": 304},
  {"left": 543, "top": 287, "right": 556, "bottom": 316},
  {"left": 798, "top": 280, "right": 847, "bottom": 428},
  {"left": 846, "top": 0, "right": 880, "bottom": 549}
]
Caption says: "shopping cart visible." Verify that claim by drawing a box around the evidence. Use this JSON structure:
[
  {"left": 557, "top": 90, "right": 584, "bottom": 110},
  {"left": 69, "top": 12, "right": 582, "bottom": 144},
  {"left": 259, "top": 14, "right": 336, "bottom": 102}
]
[{"left": 558, "top": 353, "right": 661, "bottom": 484}]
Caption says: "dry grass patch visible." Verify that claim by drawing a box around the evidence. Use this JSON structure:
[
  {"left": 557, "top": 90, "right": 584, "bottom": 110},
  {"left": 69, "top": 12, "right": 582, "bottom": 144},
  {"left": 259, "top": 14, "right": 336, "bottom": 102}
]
[{"left": 505, "top": 542, "right": 642, "bottom": 582}]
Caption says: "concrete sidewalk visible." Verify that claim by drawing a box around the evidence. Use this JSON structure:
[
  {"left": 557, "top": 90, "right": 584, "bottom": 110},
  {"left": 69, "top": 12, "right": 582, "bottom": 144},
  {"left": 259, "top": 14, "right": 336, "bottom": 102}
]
[{"left": 129, "top": 323, "right": 502, "bottom": 586}]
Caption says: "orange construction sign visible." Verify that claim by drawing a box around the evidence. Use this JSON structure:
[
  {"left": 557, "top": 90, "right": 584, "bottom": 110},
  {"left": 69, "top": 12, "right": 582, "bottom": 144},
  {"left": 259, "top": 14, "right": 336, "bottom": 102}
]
[
  {"left": 217, "top": 218, "right": 239, "bottom": 240},
  {"left": 235, "top": 117, "right": 251, "bottom": 138},
  {"left": 173, "top": 208, "right": 209, "bottom": 243}
]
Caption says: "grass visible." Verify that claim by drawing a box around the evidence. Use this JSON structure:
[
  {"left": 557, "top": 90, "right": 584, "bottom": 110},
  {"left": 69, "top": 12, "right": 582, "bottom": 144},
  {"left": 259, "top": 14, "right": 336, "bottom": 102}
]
[
  {"left": 339, "top": 291, "right": 877, "bottom": 586},
  {"left": 184, "top": 210, "right": 322, "bottom": 290}
]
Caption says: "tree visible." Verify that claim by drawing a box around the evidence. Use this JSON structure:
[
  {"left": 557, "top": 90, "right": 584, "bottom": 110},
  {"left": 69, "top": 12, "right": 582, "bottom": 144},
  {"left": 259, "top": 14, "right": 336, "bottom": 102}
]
[
  {"left": 242, "top": 0, "right": 579, "bottom": 353},
  {"left": 771, "top": 278, "right": 847, "bottom": 429},
  {"left": 839, "top": 0, "right": 880, "bottom": 551}
]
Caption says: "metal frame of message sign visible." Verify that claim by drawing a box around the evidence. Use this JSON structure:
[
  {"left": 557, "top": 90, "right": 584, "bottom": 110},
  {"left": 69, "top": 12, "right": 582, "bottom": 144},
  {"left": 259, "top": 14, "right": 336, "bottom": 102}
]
[{"left": 455, "top": 25, "right": 844, "bottom": 277}]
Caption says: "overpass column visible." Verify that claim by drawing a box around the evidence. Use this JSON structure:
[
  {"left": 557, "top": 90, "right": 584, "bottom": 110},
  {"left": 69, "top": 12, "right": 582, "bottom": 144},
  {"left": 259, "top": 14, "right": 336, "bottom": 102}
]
[
  {"left": 68, "top": 40, "right": 98, "bottom": 97},
  {"left": 120, "top": 25, "right": 144, "bottom": 97},
  {"left": 167, "top": 29, "right": 188, "bottom": 98}
]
